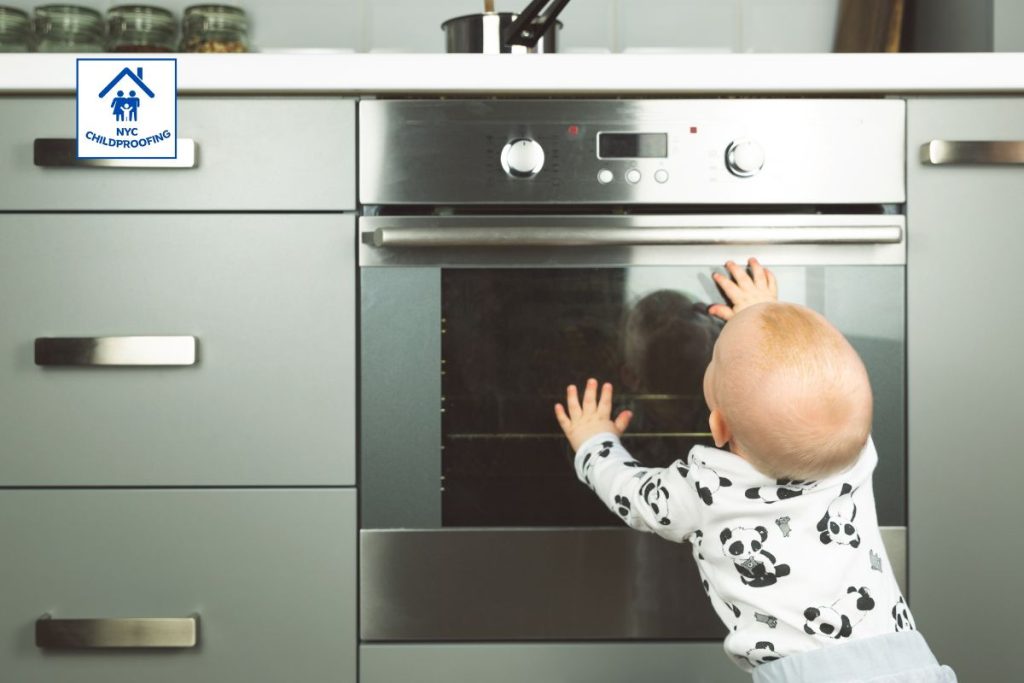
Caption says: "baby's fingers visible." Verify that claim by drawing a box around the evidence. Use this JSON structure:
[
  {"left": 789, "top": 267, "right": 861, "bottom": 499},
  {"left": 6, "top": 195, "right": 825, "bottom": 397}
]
[
  {"left": 554, "top": 403, "right": 572, "bottom": 433},
  {"left": 724, "top": 260, "right": 755, "bottom": 289},
  {"left": 597, "top": 382, "right": 614, "bottom": 418},
  {"left": 566, "top": 384, "right": 582, "bottom": 419},
  {"left": 713, "top": 271, "right": 744, "bottom": 303},
  {"left": 582, "top": 378, "right": 599, "bottom": 413},
  {"left": 614, "top": 409, "right": 633, "bottom": 434},
  {"left": 749, "top": 257, "right": 768, "bottom": 289},
  {"left": 707, "top": 303, "right": 735, "bottom": 321}
]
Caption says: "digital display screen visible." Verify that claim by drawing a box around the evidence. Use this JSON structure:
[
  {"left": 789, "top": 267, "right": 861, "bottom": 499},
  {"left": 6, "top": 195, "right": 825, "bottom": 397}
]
[{"left": 598, "top": 133, "right": 668, "bottom": 159}]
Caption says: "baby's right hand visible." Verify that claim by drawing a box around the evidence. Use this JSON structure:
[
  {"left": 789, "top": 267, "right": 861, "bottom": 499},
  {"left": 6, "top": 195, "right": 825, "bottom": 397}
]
[{"left": 708, "top": 257, "right": 778, "bottom": 321}]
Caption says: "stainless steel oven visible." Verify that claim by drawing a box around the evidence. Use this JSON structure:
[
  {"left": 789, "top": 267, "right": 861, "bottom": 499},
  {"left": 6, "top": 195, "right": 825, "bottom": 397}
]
[{"left": 358, "top": 99, "right": 907, "bottom": 642}]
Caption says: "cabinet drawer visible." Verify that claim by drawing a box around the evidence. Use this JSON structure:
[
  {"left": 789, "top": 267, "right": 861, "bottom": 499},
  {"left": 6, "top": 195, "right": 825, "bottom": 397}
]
[
  {"left": 0, "top": 97, "right": 355, "bottom": 210},
  {"left": 0, "top": 214, "right": 354, "bottom": 486},
  {"left": 0, "top": 489, "right": 356, "bottom": 683}
]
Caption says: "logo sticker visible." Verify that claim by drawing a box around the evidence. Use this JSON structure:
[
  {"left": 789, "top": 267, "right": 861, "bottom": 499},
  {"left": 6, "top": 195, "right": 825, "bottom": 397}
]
[{"left": 76, "top": 58, "right": 177, "bottom": 159}]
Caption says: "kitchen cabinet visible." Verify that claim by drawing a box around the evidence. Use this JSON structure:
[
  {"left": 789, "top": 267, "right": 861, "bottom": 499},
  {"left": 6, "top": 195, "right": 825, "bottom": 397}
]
[
  {"left": 907, "top": 97, "right": 1024, "bottom": 679},
  {"left": 0, "top": 97, "right": 355, "bottom": 211},
  {"left": 0, "top": 214, "right": 355, "bottom": 486},
  {"left": 0, "top": 489, "right": 357, "bottom": 683},
  {"left": 0, "top": 96, "right": 360, "bottom": 681}
]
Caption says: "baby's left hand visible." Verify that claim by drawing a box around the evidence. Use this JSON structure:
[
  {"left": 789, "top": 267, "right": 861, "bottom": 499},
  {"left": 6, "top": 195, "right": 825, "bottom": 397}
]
[{"left": 554, "top": 378, "right": 633, "bottom": 452}]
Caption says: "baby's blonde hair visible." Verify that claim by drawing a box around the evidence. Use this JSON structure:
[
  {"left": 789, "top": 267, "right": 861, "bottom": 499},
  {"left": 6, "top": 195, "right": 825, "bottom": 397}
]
[{"left": 715, "top": 303, "right": 873, "bottom": 480}]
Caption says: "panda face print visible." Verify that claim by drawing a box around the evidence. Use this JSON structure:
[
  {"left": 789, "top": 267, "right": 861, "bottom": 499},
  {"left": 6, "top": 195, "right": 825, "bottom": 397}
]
[
  {"left": 892, "top": 596, "right": 915, "bottom": 632},
  {"left": 745, "top": 478, "right": 819, "bottom": 504},
  {"left": 640, "top": 475, "right": 672, "bottom": 526},
  {"left": 691, "top": 529, "right": 705, "bottom": 560},
  {"left": 817, "top": 483, "right": 861, "bottom": 547},
  {"left": 803, "top": 586, "right": 876, "bottom": 640},
  {"left": 719, "top": 526, "right": 791, "bottom": 588},
  {"left": 737, "top": 641, "right": 781, "bottom": 667},
  {"left": 677, "top": 454, "right": 732, "bottom": 506},
  {"left": 579, "top": 440, "right": 640, "bottom": 489}
]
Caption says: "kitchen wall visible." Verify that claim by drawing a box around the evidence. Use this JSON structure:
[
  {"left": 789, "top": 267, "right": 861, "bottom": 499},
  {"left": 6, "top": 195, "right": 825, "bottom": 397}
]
[{"left": 22, "top": 0, "right": 843, "bottom": 53}]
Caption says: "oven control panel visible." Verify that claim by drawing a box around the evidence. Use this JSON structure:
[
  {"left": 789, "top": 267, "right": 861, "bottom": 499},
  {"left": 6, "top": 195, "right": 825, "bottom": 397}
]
[{"left": 360, "top": 99, "right": 905, "bottom": 205}]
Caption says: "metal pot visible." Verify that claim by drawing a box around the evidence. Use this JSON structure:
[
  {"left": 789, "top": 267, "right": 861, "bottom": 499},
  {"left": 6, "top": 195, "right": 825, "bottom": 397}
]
[{"left": 442, "top": 12, "right": 561, "bottom": 54}]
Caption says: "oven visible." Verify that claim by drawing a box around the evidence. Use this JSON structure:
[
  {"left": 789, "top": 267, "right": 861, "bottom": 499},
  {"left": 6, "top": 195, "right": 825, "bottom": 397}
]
[{"left": 358, "top": 99, "right": 906, "bottom": 643}]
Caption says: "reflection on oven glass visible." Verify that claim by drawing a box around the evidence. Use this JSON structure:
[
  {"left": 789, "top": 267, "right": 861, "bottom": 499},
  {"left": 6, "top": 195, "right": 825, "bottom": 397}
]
[{"left": 441, "top": 269, "right": 723, "bottom": 527}]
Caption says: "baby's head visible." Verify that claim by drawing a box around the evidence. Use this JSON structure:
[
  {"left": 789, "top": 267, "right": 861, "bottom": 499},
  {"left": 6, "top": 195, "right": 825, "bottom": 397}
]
[{"left": 702, "top": 302, "right": 872, "bottom": 480}]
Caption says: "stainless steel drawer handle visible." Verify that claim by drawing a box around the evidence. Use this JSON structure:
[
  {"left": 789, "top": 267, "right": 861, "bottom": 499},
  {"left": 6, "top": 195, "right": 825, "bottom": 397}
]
[
  {"left": 921, "top": 140, "right": 1024, "bottom": 165},
  {"left": 35, "top": 336, "right": 198, "bottom": 366},
  {"left": 34, "top": 138, "right": 198, "bottom": 169},
  {"left": 36, "top": 614, "right": 198, "bottom": 649},
  {"left": 371, "top": 226, "right": 904, "bottom": 248}
]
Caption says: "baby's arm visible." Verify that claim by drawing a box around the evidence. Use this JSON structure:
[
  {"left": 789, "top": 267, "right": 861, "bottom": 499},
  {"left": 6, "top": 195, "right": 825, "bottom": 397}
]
[
  {"left": 708, "top": 257, "right": 778, "bottom": 321},
  {"left": 556, "top": 380, "right": 698, "bottom": 540}
]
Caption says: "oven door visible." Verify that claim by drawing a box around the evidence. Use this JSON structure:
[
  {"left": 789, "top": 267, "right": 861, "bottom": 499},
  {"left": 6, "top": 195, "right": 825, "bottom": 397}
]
[{"left": 359, "top": 213, "right": 907, "bottom": 641}]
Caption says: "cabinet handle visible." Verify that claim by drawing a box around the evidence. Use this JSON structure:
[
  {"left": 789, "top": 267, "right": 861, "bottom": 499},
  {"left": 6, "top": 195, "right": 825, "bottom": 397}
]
[
  {"left": 36, "top": 614, "right": 198, "bottom": 649},
  {"left": 35, "top": 336, "right": 198, "bottom": 366},
  {"left": 921, "top": 140, "right": 1024, "bottom": 165},
  {"left": 33, "top": 138, "right": 198, "bottom": 169}
]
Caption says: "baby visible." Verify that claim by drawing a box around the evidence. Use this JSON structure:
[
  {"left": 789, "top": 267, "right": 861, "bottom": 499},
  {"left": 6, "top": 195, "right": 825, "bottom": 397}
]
[{"left": 555, "top": 258, "right": 955, "bottom": 682}]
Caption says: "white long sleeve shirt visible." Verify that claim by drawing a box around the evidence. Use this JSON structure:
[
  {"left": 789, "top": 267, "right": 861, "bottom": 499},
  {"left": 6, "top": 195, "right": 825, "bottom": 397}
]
[{"left": 575, "top": 433, "right": 915, "bottom": 671}]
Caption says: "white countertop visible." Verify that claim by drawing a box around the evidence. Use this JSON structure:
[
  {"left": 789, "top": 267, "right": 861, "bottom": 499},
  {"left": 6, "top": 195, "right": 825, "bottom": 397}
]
[{"left": 1, "top": 53, "right": 1023, "bottom": 95}]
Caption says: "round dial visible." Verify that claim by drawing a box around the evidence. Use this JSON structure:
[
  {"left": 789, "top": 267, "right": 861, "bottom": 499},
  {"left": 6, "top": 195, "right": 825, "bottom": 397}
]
[
  {"left": 501, "top": 138, "right": 545, "bottom": 178},
  {"left": 725, "top": 139, "right": 765, "bottom": 177}
]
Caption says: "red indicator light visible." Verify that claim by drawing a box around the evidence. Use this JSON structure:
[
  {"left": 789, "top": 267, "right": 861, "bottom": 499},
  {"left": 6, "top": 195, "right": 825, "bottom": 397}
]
[
  {"left": 690, "top": 126, "right": 698, "bottom": 134},
  {"left": 567, "top": 124, "right": 580, "bottom": 137}
]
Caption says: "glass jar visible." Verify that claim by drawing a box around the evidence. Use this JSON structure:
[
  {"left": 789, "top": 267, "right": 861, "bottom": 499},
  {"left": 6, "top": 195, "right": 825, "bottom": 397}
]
[
  {"left": 34, "top": 4, "right": 104, "bottom": 52},
  {"left": 107, "top": 5, "right": 176, "bottom": 52},
  {"left": 0, "top": 6, "right": 31, "bottom": 52},
  {"left": 180, "top": 4, "right": 248, "bottom": 53}
]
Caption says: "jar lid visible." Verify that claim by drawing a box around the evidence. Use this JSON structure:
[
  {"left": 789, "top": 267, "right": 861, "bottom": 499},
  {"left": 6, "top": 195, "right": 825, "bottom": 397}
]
[
  {"left": 0, "top": 6, "right": 31, "bottom": 33},
  {"left": 108, "top": 5, "right": 176, "bottom": 34},
  {"left": 183, "top": 4, "right": 247, "bottom": 32},
  {"left": 35, "top": 4, "right": 104, "bottom": 37}
]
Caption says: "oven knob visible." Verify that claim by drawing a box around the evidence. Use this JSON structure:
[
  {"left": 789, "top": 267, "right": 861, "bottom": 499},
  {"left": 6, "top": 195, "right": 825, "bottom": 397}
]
[
  {"left": 725, "top": 139, "right": 765, "bottom": 177},
  {"left": 501, "top": 138, "right": 545, "bottom": 178}
]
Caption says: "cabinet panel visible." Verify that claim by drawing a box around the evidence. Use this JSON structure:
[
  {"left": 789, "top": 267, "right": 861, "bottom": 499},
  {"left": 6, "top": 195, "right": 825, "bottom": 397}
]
[
  {"left": 0, "top": 214, "right": 355, "bottom": 486},
  {"left": 0, "top": 97, "right": 355, "bottom": 210},
  {"left": 0, "top": 489, "right": 356, "bottom": 683},
  {"left": 907, "top": 97, "right": 1024, "bottom": 679}
]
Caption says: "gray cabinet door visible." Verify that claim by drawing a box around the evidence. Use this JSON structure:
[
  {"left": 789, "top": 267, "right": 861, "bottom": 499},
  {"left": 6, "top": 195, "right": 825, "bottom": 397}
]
[
  {"left": 907, "top": 97, "right": 1024, "bottom": 679},
  {"left": 0, "top": 214, "right": 355, "bottom": 486},
  {"left": 0, "top": 489, "right": 356, "bottom": 683},
  {"left": 0, "top": 97, "right": 355, "bottom": 210}
]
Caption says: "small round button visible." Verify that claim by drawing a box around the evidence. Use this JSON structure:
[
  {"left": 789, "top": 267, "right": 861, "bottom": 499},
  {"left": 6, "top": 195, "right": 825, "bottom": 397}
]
[
  {"left": 654, "top": 169, "right": 669, "bottom": 184},
  {"left": 597, "top": 169, "right": 614, "bottom": 184},
  {"left": 625, "top": 168, "right": 642, "bottom": 184},
  {"left": 725, "top": 139, "right": 765, "bottom": 177}
]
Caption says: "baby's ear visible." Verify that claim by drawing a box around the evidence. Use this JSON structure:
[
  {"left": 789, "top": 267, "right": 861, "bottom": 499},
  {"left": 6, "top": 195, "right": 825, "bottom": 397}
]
[{"left": 709, "top": 409, "right": 731, "bottom": 449}]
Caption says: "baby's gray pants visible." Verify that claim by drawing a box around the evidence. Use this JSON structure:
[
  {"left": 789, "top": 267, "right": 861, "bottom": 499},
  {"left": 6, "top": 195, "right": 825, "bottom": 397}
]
[{"left": 751, "top": 631, "right": 957, "bottom": 683}]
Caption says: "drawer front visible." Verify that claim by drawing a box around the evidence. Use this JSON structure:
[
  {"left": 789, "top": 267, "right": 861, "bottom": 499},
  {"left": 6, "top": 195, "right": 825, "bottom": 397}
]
[
  {"left": 0, "top": 489, "right": 356, "bottom": 683},
  {"left": 0, "top": 214, "right": 355, "bottom": 486},
  {"left": 0, "top": 97, "right": 355, "bottom": 210}
]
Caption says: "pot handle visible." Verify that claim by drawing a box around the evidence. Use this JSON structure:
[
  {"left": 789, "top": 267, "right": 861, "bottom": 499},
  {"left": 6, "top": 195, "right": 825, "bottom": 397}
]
[{"left": 505, "top": 0, "right": 571, "bottom": 48}]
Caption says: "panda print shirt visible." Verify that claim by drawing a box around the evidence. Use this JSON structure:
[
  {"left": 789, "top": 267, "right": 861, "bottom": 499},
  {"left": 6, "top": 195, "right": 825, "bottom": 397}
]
[{"left": 575, "top": 433, "right": 914, "bottom": 672}]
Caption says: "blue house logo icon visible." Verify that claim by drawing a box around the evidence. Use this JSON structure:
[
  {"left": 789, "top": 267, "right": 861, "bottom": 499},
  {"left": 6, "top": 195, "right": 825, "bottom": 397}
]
[{"left": 98, "top": 66, "right": 155, "bottom": 123}]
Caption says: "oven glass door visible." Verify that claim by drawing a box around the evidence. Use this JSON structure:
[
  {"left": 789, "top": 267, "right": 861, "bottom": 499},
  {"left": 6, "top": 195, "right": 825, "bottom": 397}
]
[{"left": 359, "top": 214, "right": 906, "bottom": 641}]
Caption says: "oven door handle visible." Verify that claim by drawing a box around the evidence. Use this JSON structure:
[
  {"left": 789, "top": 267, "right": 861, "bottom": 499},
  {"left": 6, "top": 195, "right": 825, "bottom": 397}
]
[{"left": 371, "top": 225, "right": 903, "bottom": 248}]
